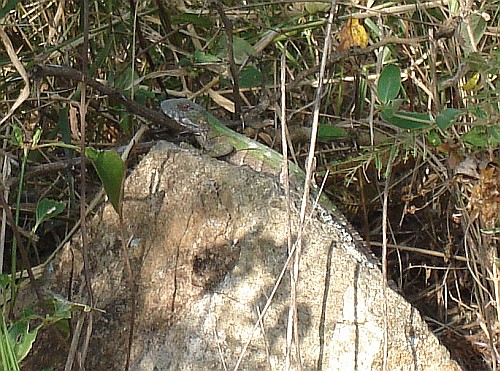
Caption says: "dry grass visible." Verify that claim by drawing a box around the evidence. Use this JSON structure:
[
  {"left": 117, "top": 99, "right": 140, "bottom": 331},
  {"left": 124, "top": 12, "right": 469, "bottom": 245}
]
[{"left": 1, "top": 0, "right": 500, "bottom": 369}]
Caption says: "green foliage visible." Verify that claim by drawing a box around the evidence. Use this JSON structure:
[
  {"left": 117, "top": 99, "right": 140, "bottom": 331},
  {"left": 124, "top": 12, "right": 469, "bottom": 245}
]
[
  {"left": 172, "top": 13, "right": 214, "bottom": 27},
  {"left": 462, "top": 125, "right": 500, "bottom": 148},
  {"left": 114, "top": 67, "right": 139, "bottom": 92},
  {"left": 377, "top": 64, "right": 461, "bottom": 132},
  {"left": 304, "top": 2, "right": 331, "bottom": 15},
  {"left": 218, "top": 35, "right": 257, "bottom": 64},
  {"left": 0, "top": 281, "right": 104, "bottom": 368},
  {"left": 86, "top": 148, "right": 125, "bottom": 215},
  {"left": 0, "top": 0, "right": 21, "bottom": 21},
  {"left": 458, "top": 13, "right": 488, "bottom": 55},
  {"left": 8, "top": 317, "right": 41, "bottom": 364},
  {"left": 427, "top": 130, "right": 442, "bottom": 147},
  {"left": 436, "top": 108, "right": 461, "bottom": 131},
  {"left": 192, "top": 50, "right": 221, "bottom": 64},
  {"left": 377, "top": 64, "right": 401, "bottom": 105},
  {"left": 239, "top": 66, "right": 264, "bottom": 88},
  {"left": 380, "top": 110, "right": 432, "bottom": 129},
  {"left": 1, "top": 0, "right": 498, "bottom": 365},
  {"left": 318, "top": 125, "right": 347, "bottom": 141},
  {"left": 0, "top": 310, "right": 20, "bottom": 371},
  {"left": 34, "top": 199, "right": 65, "bottom": 234},
  {"left": 10, "top": 125, "right": 23, "bottom": 148}
]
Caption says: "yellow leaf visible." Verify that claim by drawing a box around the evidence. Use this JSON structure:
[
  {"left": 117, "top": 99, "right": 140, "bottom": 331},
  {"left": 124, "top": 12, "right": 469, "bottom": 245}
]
[
  {"left": 461, "top": 72, "right": 481, "bottom": 91},
  {"left": 338, "top": 18, "right": 369, "bottom": 51}
]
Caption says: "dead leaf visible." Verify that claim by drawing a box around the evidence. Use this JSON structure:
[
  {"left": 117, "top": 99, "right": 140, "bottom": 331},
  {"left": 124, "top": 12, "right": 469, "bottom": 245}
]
[{"left": 338, "top": 18, "right": 369, "bottom": 52}]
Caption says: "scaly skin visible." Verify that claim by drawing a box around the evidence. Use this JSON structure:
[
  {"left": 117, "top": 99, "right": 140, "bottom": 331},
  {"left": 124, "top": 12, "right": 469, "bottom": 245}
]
[{"left": 160, "top": 98, "right": 304, "bottom": 181}]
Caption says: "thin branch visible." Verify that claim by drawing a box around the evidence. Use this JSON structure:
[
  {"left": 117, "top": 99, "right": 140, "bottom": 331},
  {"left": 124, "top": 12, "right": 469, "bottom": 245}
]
[{"left": 33, "top": 65, "right": 180, "bottom": 132}]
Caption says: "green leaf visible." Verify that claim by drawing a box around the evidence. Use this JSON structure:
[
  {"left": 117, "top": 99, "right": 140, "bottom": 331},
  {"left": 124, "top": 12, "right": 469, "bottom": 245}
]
[
  {"left": 11, "top": 125, "right": 23, "bottom": 148},
  {"left": 489, "top": 126, "right": 500, "bottom": 144},
  {"left": 0, "top": 0, "right": 22, "bottom": 21},
  {"left": 34, "top": 199, "right": 65, "bottom": 233},
  {"left": 173, "top": 13, "right": 213, "bottom": 27},
  {"left": 461, "top": 126, "right": 488, "bottom": 147},
  {"left": 193, "top": 50, "right": 221, "bottom": 64},
  {"left": 461, "top": 125, "right": 500, "bottom": 148},
  {"left": 377, "top": 64, "right": 401, "bottom": 104},
  {"left": 218, "top": 35, "right": 257, "bottom": 64},
  {"left": 119, "top": 114, "right": 131, "bottom": 133},
  {"left": 8, "top": 320, "right": 41, "bottom": 363},
  {"left": 318, "top": 125, "right": 348, "bottom": 141},
  {"left": 304, "top": 2, "right": 331, "bottom": 14},
  {"left": 380, "top": 110, "right": 432, "bottom": 129},
  {"left": 239, "top": 66, "right": 263, "bottom": 88},
  {"left": 32, "top": 129, "right": 42, "bottom": 147},
  {"left": 86, "top": 148, "right": 125, "bottom": 214},
  {"left": 458, "top": 13, "right": 487, "bottom": 55},
  {"left": 134, "top": 88, "right": 155, "bottom": 107},
  {"left": 436, "top": 108, "right": 461, "bottom": 131},
  {"left": 57, "top": 107, "right": 72, "bottom": 147},
  {"left": 427, "top": 130, "right": 442, "bottom": 147},
  {"left": 114, "top": 67, "right": 139, "bottom": 91}
]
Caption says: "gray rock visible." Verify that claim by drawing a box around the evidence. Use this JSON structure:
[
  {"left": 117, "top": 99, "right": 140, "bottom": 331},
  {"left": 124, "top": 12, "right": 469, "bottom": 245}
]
[{"left": 25, "top": 141, "right": 461, "bottom": 370}]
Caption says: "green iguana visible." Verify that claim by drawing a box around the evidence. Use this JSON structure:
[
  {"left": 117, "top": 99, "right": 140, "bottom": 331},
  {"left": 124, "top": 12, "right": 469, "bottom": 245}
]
[
  {"left": 160, "top": 98, "right": 303, "bottom": 182},
  {"left": 161, "top": 98, "right": 376, "bottom": 266}
]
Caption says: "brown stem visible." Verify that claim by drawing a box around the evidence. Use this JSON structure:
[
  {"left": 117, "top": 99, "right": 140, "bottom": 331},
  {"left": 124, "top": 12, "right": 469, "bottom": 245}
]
[{"left": 33, "top": 65, "right": 180, "bottom": 132}]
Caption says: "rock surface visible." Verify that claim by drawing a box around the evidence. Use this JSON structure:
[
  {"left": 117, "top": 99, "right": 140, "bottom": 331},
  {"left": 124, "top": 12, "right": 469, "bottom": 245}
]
[{"left": 24, "top": 141, "right": 461, "bottom": 370}]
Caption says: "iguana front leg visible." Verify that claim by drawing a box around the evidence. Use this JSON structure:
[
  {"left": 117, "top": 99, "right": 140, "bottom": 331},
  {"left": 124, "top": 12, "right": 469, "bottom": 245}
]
[{"left": 160, "top": 99, "right": 233, "bottom": 158}]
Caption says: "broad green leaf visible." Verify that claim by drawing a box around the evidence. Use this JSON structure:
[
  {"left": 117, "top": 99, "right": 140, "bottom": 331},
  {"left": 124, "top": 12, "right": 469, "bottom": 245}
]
[
  {"left": 461, "top": 126, "right": 488, "bottom": 147},
  {"left": 458, "top": 13, "right": 487, "bottom": 55},
  {"left": 377, "top": 64, "right": 401, "bottom": 104},
  {"left": 318, "top": 125, "right": 348, "bottom": 141},
  {"left": 436, "top": 108, "right": 461, "bottom": 131},
  {"left": 218, "top": 35, "right": 257, "bottom": 64},
  {"left": 34, "top": 198, "right": 65, "bottom": 233},
  {"left": 239, "top": 66, "right": 263, "bottom": 88},
  {"left": 8, "top": 320, "right": 41, "bottom": 363},
  {"left": 86, "top": 148, "right": 125, "bottom": 214},
  {"left": 461, "top": 126, "right": 500, "bottom": 148},
  {"left": 461, "top": 72, "right": 481, "bottom": 91},
  {"left": 0, "top": 274, "right": 10, "bottom": 290},
  {"left": 363, "top": 18, "right": 380, "bottom": 39},
  {"left": 380, "top": 110, "right": 431, "bottom": 129}
]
